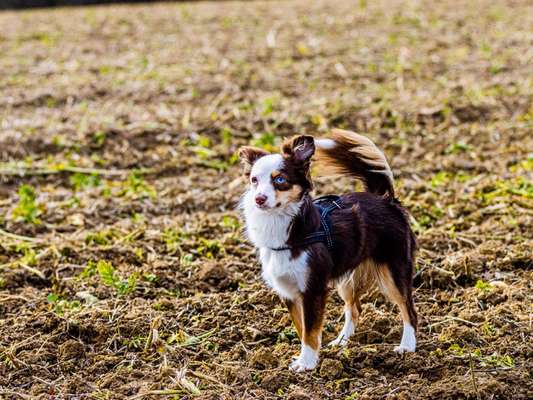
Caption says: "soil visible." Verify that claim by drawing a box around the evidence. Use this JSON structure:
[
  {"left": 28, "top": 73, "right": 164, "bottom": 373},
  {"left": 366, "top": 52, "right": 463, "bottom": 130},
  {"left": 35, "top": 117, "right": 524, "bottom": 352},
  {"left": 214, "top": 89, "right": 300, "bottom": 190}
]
[{"left": 0, "top": 0, "right": 531, "bottom": 399}]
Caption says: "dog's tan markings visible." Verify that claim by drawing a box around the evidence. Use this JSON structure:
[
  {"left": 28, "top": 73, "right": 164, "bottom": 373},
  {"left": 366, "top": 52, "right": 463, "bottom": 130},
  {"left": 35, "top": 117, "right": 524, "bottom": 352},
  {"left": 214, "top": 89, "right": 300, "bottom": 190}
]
[
  {"left": 285, "top": 298, "right": 303, "bottom": 339},
  {"left": 275, "top": 184, "right": 303, "bottom": 207},
  {"left": 303, "top": 317, "right": 324, "bottom": 351},
  {"left": 337, "top": 275, "right": 363, "bottom": 326},
  {"left": 286, "top": 184, "right": 303, "bottom": 202},
  {"left": 375, "top": 264, "right": 415, "bottom": 327}
]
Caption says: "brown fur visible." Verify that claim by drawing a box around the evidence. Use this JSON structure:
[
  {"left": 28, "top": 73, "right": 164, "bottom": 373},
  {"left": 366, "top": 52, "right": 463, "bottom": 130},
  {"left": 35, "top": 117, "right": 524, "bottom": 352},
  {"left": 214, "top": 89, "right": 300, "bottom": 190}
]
[
  {"left": 315, "top": 129, "right": 394, "bottom": 196},
  {"left": 239, "top": 146, "right": 269, "bottom": 176},
  {"left": 278, "top": 184, "right": 304, "bottom": 205},
  {"left": 285, "top": 298, "right": 303, "bottom": 339}
]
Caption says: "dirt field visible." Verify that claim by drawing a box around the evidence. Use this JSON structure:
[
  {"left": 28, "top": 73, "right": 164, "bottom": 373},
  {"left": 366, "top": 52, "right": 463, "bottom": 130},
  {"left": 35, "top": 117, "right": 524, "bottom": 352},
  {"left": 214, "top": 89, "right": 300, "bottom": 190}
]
[{"left": 0, "top": 0, "right": 532, "bottom": 398}]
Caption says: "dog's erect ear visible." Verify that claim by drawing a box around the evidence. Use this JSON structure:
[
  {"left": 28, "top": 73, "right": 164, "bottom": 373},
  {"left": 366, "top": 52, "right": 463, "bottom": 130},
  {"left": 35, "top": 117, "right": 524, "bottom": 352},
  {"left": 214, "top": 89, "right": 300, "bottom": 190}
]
[
  {"left": 282, "top": 135, "right": 315, "bottom": 166},
  {"left": 238, "top": 146, "right": 269, "bottom": 173}
]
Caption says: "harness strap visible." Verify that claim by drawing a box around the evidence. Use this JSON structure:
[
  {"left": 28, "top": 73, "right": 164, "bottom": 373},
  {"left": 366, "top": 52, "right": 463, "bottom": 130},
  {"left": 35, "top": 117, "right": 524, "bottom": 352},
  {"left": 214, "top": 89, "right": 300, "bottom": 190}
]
[{"left": 269, "top": 195, "right": 344, "bottom": 251}]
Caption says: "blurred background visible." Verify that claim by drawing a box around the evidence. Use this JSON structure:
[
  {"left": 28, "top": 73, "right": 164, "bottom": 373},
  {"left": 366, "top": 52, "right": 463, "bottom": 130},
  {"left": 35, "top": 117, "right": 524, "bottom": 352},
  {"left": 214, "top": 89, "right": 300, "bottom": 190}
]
[{"left": 1, "top": 0, "right": 164, "bottom": 9}]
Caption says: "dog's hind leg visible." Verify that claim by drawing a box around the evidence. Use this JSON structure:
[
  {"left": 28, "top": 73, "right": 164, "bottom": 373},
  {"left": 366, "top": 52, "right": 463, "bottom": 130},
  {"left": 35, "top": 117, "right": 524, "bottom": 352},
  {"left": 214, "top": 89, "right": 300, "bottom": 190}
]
[
  {"left": 329, "top": 263, "right": 374, "bottom": 347},
  {"left": 328, "top": 274, "right": 361, "bottom": 347},
  {"left": 376, "top": 262, "right": 418, "bottom": 353}
]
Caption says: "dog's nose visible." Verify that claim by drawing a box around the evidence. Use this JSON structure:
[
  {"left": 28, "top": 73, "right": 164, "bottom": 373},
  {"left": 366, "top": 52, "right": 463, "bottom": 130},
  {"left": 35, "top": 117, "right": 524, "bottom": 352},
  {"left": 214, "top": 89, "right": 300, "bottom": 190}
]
[{"left": 255, "top": 194, "right": 267, "bottom": 206}]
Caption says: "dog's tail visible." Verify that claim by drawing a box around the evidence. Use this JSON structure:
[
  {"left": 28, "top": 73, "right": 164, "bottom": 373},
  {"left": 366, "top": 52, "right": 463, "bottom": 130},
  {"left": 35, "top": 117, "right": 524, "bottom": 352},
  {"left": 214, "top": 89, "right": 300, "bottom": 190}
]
[{"left": 314, "top": 129, "right": 394, "bottom": 197}]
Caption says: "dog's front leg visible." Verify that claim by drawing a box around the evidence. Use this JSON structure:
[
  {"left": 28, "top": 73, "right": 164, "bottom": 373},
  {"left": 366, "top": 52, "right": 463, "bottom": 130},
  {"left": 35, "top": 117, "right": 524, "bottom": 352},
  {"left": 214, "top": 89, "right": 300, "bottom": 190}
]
[
  {"left": 285, "top": 298, "right": 303, "bottom": 339},
  {"left": 289, "top": 290, "right": 326, "bottom": 372}
]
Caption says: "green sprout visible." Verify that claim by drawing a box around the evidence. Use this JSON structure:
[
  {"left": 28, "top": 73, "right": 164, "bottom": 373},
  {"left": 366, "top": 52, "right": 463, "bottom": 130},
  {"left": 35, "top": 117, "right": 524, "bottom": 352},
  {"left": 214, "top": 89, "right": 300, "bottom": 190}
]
[
  {"left": 12, "top": 184, "right": 42, "bottom": 224},
  {"left": 70, "top": 172, "right": 101, "bottom": 191},
  {"left": 96, "top": 260, "right": 137, "bottom": 296}
]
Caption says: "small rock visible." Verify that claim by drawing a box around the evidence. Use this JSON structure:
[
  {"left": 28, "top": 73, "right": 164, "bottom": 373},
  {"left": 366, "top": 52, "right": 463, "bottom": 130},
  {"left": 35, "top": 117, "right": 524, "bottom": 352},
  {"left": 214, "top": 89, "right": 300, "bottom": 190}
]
[
  {"left": 249, "top": 347, "right": 277, "bottom": 369},
  {"left": 319, "top": 358, "right": 344, "bottom": 379},
  {"left": 198, "top": 262, "right": 227, "bottom": 282},
  {"left": 261, "top": 371, "right": 289, "bottom": 392},
  {"left": 58, "top": 339, "right": 85, "bottom": 361}
]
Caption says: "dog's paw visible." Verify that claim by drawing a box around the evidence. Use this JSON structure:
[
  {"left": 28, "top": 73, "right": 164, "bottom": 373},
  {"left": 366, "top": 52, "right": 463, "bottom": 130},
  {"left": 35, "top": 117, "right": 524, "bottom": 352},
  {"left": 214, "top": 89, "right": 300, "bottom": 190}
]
[
  {"left": 394, "top": 344, "right": 416, "bottom": 354},
  {"left": 328, "top": 336, "right": 349, "bottom": 347},
  {"left": 289, "top": 357, "right": 318, "bottom": 372},
  {"left": 289, "top": 344, "right": 319, "bottom": 372}
]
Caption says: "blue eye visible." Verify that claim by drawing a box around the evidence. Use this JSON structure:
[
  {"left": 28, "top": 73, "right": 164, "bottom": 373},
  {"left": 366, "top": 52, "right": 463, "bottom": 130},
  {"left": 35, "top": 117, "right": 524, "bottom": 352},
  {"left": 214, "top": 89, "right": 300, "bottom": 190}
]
[{"left": 274, "top": 176, "right": 286, "bottom": 184}]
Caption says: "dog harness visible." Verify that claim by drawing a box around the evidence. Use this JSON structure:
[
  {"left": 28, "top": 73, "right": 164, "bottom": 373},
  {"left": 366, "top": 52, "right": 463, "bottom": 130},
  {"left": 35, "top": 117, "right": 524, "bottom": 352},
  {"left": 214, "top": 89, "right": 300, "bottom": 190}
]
[{"left": 270, "top": 195, "right": 344, "bottom": 252}]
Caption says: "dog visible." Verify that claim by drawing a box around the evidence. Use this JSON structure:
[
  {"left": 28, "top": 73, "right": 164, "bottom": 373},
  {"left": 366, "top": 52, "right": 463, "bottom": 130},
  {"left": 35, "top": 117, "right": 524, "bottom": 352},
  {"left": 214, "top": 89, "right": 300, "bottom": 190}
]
[{"left": 238, "top": 129, "right": 417, "bottom": 372}]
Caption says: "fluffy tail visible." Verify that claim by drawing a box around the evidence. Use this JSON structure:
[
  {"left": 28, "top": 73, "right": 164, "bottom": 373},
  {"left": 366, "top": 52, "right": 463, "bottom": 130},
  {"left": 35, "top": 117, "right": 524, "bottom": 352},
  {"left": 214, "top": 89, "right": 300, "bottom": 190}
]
[{"left": 314, "top": 129, "right": 394, "bottom": 197}]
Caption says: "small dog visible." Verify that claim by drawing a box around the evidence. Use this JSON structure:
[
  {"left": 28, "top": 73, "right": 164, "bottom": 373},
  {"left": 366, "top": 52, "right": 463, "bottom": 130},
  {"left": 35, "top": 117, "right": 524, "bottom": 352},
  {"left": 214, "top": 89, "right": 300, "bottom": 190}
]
[{"left": 238, "top": 129, "right": 417, "bottom": 372}]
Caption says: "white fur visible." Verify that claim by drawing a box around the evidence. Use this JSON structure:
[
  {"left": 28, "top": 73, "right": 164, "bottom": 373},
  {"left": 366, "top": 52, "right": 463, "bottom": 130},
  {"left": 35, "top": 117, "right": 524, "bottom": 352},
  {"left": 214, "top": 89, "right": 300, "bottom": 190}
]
[
  {"left": 290, "top": 344, "right": 319, "bottom": 372},
  {"left": 328, "top": 306, "right": 355, "bottom": 347},
  {"left": 248, "top": 154, "right": 283, "bottom": 209},
  {"left": 315, "top": 138, "right": 337, "bottom": 150},
  {"left": 394, "top": 323, "right": 416, "bottom": 353},
  {"left": 240, "top": 157, "right": 309, "bottom": 301},
  {"left": 260, "top": 248, "right": 309, "bottom": 300}
]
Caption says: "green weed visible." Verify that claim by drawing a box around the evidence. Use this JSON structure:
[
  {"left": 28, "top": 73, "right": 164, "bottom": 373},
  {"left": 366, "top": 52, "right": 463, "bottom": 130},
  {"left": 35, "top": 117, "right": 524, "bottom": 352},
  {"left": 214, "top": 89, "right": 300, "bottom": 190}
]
[
  {"left": 47, "top": 293, "right": 82, "bottom": 315},
  {"left": 142, "top": 273, "right": 157, "bottom": 282},
  {"left": 221, "top": 215, "right": 240, "bottom": 230},
  {"left": 251, "top": 132, "right": 277, "bottom": 151},
  {"left": 477, "top": 177, "right": 533, "bottom": 205},
  {"left": 430, "top": 171, "right": 451, "bottom": 187},
  {"left": 481, "top": 353, "right": 515, "bottom": 368},
  {"left": 12, "top": 184, "right": 42, "bottom": 224},
  {"left": 92, "top": 131, "right": 106, "bottom": 147},
  {"left": 120, "top": 171, "right": 156, "bottom": 199},
  {"left": 70, "top": 173, "right": 101, "bottom": 191},
  {"left": 96, "top": 260, "right": 137, "bottom": 296},
  {"left": 79, "top": 260, "right": 98, "bottom": 279},
  {"left": 261, "top": 96, "right": 278, "bottom": 116},
  {"left": 445, "top": 141, "right": 471, "bottom": 154},
  {"left": 220, "top": 127, "right": 233, "bottom": 145},
  {"left": 481, "top": 322, "right": 497, "bottom": 336},
  {"left": 196, "top": 238, "right": 223, "bottom": 259},
  {"left": 446, "top": 344, "right": 514, "bottom": 368},
  {"left": 85, "top": 230, "right": 115, "bottom": 246},
  {"left": 475, "top": 279, "right": 493, "bottom": 292},
  {"left": 162, "top": 228, "right": 185, "bottom": 254},
  {"left": 123, "top": 335, "right": 146, "bottom": 350}
]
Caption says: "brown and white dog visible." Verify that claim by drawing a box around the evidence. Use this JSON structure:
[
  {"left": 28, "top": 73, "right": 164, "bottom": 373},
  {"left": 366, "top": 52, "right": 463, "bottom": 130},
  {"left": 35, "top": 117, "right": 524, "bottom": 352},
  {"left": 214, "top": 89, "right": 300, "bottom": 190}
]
[{"left": 238, "top": 129, "right": 417, "bottom": 372}]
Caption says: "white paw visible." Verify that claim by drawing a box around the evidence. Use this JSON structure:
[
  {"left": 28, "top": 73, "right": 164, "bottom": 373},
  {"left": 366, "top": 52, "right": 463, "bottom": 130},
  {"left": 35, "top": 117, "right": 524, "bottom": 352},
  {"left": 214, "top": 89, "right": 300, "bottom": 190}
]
[
  {"left": 395, "top": 324, "right": 416, "bottom": 354},
  {"left": 394, "top": 344, "right": 416, "bottom": 354},
  {"left": 328, "top": 336, "right": 349, "bottom": 347},
  {"left": 289, "top": 356, "right": 318, "bottom": 372},
  {"left": 289, "top": 345, "right": 319, "bottom": 372}
]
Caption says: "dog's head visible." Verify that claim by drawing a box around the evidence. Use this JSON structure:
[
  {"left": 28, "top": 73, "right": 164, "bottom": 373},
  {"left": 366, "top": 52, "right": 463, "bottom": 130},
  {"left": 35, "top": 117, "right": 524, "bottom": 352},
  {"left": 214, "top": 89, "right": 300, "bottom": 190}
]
[{"left": 238, "top": 135, "right": 315, "bottom": 211}]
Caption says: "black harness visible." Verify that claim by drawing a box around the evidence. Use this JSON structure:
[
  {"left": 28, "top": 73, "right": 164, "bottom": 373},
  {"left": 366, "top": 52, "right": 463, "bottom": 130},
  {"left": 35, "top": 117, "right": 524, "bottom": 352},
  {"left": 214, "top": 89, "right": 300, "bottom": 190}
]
[{"left": 270, "top": 195, "right": 345, "bottom": 252}]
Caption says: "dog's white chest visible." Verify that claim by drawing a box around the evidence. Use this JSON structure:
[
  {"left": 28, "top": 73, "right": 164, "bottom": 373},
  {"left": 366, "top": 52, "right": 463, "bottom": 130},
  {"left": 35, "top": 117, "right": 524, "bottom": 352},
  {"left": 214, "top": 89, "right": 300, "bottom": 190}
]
[{"left": 260, "top": 249, "right": 309, "bottom": 300}]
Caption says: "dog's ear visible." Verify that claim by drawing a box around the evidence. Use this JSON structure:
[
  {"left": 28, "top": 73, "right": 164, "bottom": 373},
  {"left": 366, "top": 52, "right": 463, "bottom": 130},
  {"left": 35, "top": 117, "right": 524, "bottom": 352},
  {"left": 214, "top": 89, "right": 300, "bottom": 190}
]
[
  {"left": 282, "top": 135, "right": 315, "bottom": 166},
  {"left": 238, "top": 146, "right": 269, "bottom": 173}
]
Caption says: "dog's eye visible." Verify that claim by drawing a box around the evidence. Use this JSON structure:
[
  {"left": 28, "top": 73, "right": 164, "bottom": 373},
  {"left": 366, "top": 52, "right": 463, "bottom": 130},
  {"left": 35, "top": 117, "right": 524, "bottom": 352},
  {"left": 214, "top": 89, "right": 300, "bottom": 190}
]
[
  {"left": 251, "top": 176, "right": 258, "bottom": 184},
  {"left": 273, "top": 176, "right": 286, "bottom": 184}
]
